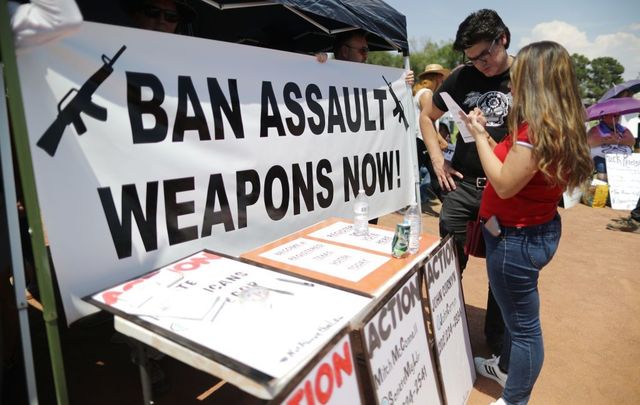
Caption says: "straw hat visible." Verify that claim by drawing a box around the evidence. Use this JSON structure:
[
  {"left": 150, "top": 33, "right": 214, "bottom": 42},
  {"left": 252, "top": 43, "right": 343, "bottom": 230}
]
[{"left": 418, "top": 64, "right": 450, "bottom": 81}]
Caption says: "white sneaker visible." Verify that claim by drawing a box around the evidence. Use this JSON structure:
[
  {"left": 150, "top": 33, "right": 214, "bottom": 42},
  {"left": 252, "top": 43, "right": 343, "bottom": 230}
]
[
  {"left": 489, "top": 399, "right": 507, "bottom": 405},
  {"left": 475, "top": 355, "right": 508, "bottom": 388}
]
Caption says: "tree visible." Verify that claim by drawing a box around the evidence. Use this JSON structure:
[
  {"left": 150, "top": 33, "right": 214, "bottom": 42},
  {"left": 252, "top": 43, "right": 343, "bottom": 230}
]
[
  {"left": 367, "top": 38, "right": 462, "bottom": 75},
  {"left": 589, "top": 57, "right": 624, "bottom": 99},
  {"left": 571, "top": 53, "right": 590, "bottom": 100},
  {"left": 571, "top": 53, "right": 625, "bottom": 102},
  {"left": 367, "top": 51, "right": 403, "bottom": 68},
  {"left": 408, "top": 38, "right": 462, "bottom": 74}
]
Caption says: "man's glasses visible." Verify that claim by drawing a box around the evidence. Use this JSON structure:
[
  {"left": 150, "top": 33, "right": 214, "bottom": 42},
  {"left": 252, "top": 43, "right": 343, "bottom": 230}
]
[
  {"left": 141, "top": 5, "right": 181, "bottom": 23},
  {"left": 465, "top": 37, "right": 499, "bottom": 66},
  {"left": 343, "top": 43, "right": 370, "bottom": 55}
]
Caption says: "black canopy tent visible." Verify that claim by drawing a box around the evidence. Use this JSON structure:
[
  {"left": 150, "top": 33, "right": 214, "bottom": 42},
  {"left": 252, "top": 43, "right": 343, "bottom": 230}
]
[
  {"left": 2, "top": 1, "right": 412, "bottom": 402},
  {"left": 77, "top": 0, "right": 409, "bottom": 55},
  {"left": 193, "top": 0, "right": 408, "bottom": 54}
]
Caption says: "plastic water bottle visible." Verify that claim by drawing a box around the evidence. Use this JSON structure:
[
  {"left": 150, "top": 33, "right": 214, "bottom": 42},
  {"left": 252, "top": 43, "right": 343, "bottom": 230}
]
[
  {"left": 404, "top": 203, "right": 421, "bottom": 253},
  {"left": 353, "top": 189, "right": 369, "bottom": 236}
]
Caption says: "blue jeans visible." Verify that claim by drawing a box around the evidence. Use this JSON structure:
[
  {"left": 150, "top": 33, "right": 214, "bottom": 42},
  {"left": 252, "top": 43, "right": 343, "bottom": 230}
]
[
  {"left": 482, "top": 214, "right": 561, "bottom": 404},
  {"left": 419, "top": 165, "right": 431, "bottom": 203}
]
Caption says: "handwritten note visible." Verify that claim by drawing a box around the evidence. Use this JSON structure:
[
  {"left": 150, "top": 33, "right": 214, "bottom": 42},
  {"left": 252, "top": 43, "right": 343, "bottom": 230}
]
[
  {"left": 440, "top": 92, "right": 475, "bottom": 143},
  {"left": 91, "top": 252, "right": 370, "bottom": 379}
]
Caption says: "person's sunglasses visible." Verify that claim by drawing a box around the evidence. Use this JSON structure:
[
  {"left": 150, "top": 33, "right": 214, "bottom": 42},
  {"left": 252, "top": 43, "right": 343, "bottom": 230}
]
[
  {"left": 465, "top": 37, "right": 499, "bottom": 66},
  {"left": 141, "top": 5, "right": 181, "bottom": 23},
  {"left": 343, "top": 43, "right": 370, "bottom": 55}
]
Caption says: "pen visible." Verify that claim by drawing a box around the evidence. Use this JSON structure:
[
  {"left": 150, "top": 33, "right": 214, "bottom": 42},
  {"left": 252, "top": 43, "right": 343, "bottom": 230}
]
[
  {"left": 276, "top": 278, "right": 315, "bottom": 287},
  {"left": 209, "top": 298, "right": 226, "bottom": 323},
  {"left": 263, "top": 286, "right": 294, "bottom": 296}
]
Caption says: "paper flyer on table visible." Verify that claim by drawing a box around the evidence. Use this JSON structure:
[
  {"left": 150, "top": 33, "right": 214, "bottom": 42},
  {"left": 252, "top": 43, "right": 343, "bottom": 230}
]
[
  {"left": 440, "top": 92, "right": 475, "bottom": 143},
  {"left": 258, "top": 238, "right": 390, "bottom": 282},
  {"left": 89, "top": 251, "right": 371, "bottom": 379},
  {"left": 307, "top": 221, "right": 394, "bottom": 254}
]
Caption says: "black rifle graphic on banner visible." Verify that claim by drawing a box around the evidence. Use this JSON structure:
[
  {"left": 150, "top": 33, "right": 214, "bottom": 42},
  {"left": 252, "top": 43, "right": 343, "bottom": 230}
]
[
  {"left": 382, "top": 75, "right": 409, "bottom": 130},
  {"left": 37, "top": 45, "right": 127, "bottom": 157}
]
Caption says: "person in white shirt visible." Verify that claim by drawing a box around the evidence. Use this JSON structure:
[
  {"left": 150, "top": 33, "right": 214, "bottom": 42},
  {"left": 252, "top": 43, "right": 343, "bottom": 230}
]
[{"left": 9, "top": 0, "right": 82, "bottom": 49}]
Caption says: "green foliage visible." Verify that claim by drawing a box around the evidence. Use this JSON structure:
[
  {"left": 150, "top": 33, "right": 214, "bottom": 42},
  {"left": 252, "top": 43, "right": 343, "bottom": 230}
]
[
  {"left": 368, "top": 43, "right": 625, "bottom": 105},
  {"left": 367, "top": 38, "right": 463, "bottom": 73},
  {"left": 408, "top": 38, "right": 462, "bottom": 74},
  {"left": 367, "top": 51, "right": 403, "bottom": 68},
  {"left": 571, "top": 53, "right": 625, "bottom": 102}
]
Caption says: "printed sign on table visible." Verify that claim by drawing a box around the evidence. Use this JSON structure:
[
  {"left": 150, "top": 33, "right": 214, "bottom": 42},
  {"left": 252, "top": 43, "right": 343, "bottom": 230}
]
[
  {"left": 86, "top": 250, "right": 371, "bottom": 396},
  {"left": 242, "top": 218, "right": 441, "bottom": 297},
  {"left": 307, "top": 220, "right": 394, "bottom": 254},
  {"left": 606, "top": 153, "right": 640, "bottom": 210},
  {"left": 257, "top": 238, "right": 390, "bottom": 282},
  {"left": 360, "top": 270, "right": 442, "bottom": 405},
  {"left": 424, "top": 236, "right": 475, "bottom": 405},
  {"left": 275, "top": 332, "right": 364, "bottom": 405}
]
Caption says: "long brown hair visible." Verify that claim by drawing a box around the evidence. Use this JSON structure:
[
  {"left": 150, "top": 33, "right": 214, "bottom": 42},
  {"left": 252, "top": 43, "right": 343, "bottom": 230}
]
[{"left": 508, "top": 41, "right": 593, "bottom": 190}]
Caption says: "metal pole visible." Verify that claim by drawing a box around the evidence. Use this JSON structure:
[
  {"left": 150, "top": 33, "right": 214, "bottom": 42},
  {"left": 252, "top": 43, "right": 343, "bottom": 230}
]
[
  {"left": 403, "top": 55, "right": 421, "bottom": 207},
  {"left": 0, "top": 65, "right": 39, "bottom": 404},
  {"left": 0, "top": 1, "right": 69, "bottom": 403},
  {"left": 135, "top": 342, "right": 154, "bottom": 405}
]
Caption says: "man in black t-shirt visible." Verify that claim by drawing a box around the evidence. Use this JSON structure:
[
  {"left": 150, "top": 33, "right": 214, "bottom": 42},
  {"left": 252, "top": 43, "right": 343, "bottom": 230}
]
[{"left": 420, "top": 9, "right": 513, "bottom": 359}]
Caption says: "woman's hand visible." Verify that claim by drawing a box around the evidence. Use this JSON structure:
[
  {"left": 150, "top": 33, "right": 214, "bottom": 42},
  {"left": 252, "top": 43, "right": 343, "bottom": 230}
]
[{"left": 462, "top": 108, "right": 490, "bottom": 143}]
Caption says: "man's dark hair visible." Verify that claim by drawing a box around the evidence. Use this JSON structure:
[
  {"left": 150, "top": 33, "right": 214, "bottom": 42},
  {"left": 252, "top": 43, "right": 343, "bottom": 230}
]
[
  {"left": 453, "top": 9, "right": 510, "bottom": 51},
  {"left": 332, "top": 30, "right": 368, "bottom": 55}
]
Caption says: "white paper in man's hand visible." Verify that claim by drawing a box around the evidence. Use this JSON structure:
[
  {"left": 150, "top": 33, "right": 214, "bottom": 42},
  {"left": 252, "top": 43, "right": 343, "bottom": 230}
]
[{"left": 440, "top": 92, "right": 475, "bottom": 143}]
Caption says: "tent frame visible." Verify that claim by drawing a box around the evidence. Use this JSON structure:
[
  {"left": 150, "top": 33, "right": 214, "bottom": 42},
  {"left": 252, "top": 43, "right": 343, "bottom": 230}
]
[
  {"left": 0, "top": 0, "right": 414, "bottom": 403},
  {"left": 0, "top": 0, "right": 69, "bottom": 403}
]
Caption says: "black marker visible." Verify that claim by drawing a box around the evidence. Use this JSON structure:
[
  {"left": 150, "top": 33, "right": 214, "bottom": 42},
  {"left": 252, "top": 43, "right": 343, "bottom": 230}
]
[
  {"left": 263, "top": 286, "right": 294, "bottom": 296},
  {"left": 277, "top": 278, "right": 315, "bottom": 287}
]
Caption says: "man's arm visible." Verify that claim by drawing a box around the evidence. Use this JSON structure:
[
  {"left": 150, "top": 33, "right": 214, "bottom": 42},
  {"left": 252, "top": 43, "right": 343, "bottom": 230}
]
[
  {"left": 420, "top": 93, "right": 461, "bottom": 191},
  {"left": 9, "top": 0, "right": 82, "bottom": 49}
]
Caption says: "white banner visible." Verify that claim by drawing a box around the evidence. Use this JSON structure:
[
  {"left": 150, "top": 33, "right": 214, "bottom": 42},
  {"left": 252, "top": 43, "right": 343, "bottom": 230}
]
[{"left": 16, "top": 22, "right": 414, "bottom": 323}]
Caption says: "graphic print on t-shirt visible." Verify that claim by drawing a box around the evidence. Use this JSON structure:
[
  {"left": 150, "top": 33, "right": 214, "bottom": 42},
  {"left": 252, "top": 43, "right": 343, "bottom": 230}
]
[{"left": 463, "top": 91, "right": 511, "bottom": 127}]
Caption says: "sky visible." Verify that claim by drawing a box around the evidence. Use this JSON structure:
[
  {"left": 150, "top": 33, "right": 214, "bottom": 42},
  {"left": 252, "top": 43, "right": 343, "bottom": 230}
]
[{"left": 384, "top": 0, "right": 640, "bottom": 80}]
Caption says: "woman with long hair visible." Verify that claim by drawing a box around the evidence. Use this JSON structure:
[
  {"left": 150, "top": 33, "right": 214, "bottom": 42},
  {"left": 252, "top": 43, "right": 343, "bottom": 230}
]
[{"left": 463, "top": 41, "right": 593, "bottom": 404}]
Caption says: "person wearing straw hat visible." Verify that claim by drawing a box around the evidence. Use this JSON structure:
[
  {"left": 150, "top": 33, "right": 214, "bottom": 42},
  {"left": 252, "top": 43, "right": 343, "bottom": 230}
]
[{"left": 414, "top": 63, "right": 451, "bottom": 205}]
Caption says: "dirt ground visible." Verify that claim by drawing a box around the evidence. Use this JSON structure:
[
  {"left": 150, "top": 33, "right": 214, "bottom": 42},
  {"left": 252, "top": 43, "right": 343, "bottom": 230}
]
[{"left": 3, "top": 202, "right": 640, "bottom": 404}]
